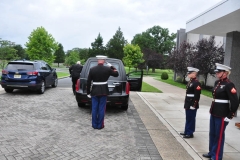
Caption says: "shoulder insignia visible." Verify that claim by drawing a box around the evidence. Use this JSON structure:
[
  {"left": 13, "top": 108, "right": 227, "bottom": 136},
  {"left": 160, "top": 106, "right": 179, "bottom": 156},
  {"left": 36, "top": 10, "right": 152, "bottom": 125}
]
[
  {"left": 196, "top": 86, "right": 201, "bottom": 90},
  {"left": 231, "top": 88, "right": 237, "bottom": 94}
]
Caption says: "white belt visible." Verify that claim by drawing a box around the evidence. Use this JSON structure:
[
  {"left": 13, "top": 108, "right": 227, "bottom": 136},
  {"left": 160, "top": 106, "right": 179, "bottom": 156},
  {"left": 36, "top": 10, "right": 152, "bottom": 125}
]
[
  {"left": 186, "top": 94, "right": 194, "bottom": 97},
  {"left": 92, "top": 81, "right": 107, "bottom": 85},
  {"left": 214, "top": 99, "right": 229, "bottom": 103}
]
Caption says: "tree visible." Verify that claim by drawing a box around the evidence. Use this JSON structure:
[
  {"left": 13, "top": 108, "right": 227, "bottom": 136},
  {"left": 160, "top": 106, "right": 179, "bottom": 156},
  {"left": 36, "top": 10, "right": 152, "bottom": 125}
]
[
  {"left": 25, "top": 26, "right": 58, "bottom": 65},
  {"left": 88, "top": 33, "right": 106, "bottom": 58},
  {"left": 194, "top": 36, "right": 224, "bottom": 86},
  {"left": 54, "top": 43, "right": 65, "bottom": 67},
  {"left": 106, "top": 27, "right": 127, "bottom": 60},
  {"left": 0, "top": 39, "right": 18, "bottom": 69},
  {"left": 131, "top": 25, "right": 176, "bottom": 72},
  {"left": 78, "top": 48, "right": 88, "bottom": 64},
  {"left": 123, "top": 44, "right": 143, "bottom": 72},
  {"left": 65, "top": 50, "right": 79, "bottom": 66},
  {"left": 13, "top": 44, "right": 26, "bottom": 59},
  {"left": 141, "top": 48, "right": 164, "bottom": 70},
  {"left": 167, "top": 41, "right": 196, "bottom": 83}
]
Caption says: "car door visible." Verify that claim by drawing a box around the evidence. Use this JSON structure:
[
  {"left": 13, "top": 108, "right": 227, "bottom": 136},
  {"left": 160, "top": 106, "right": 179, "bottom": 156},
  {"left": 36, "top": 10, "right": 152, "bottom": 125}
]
[
  {"left": 127, "top": 70, "right": 143, "bottom": 91},
  {"left": 41, "top": 63, "right": 53, "bottom": 86}
]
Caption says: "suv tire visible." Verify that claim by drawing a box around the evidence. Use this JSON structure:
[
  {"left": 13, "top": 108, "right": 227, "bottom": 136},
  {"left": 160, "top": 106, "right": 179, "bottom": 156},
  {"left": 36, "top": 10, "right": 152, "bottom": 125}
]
[
  {"left": 38, "top": 81, "right": 45, "bottom": 94},
  {"left": 52, "top": 77, "right": 58, "bottom": 88},
  {"left": 5, "top": 88, "right": 14, "bottom": 93}
]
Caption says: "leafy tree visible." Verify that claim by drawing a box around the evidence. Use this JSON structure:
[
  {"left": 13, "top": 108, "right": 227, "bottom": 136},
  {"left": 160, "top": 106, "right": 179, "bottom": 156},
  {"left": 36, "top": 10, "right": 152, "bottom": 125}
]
[
  {"left": 66, "top": 48, "right": 88, "bottom": 65},
  {"left": 123, "top": 44, "right": 143, "bottom": 72},
  {"left": 13, "top": 44, "right": 26, "bottom": 59},
  {"left": 106, "top": 27, "right": 127, "bottom": 60},
  {"left": 25, "top": 26, "right": 58, "bottom": 65},
  {"left": 0, "top": 39, "right": 18, "bottom": 69},
  {"left": 78, "top": 48, "right": 88, "bottom": 64},
  {"left": 88, "top": 33, "right": 106, "bottom": 58},
  {"left": 54, "top": 43, "right": 65, "bottom": 67},
  {"left": 140, "top": 48, "right": 164, "bottom": 70},
  {"left": 65, "top": 50, "right": 79, "bottom": 66},
  {"left": 194, "top": 36, "right": 224, "bottom": 86},
  {"left": 132, "top": 25, "right": 176, "bottom": 72},
  {"left": 167, "top": 41, "right": 196, "bottom": 83}
]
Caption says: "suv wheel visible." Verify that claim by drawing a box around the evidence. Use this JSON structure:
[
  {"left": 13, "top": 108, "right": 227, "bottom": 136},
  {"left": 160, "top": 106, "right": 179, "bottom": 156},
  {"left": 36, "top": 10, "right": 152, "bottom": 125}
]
[
  {"left": 52, "top": 77, "right": 58, "bottom": 87},
  {"left": 78, "top": 103, "right": 85, "bottom": 108},
  {"left": 38, "top": 81, "right": 45, "bottom": 94},
  {"left": 121, "top": 105, "right": 128, "bottom": 110},
  {"left": 5, "top": 88, "right": 14, "bottom": 93}
]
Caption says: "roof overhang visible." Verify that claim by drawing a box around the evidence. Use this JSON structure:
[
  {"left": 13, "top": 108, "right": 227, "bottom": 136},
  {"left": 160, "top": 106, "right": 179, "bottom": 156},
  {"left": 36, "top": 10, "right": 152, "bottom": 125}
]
[{"left": 186, "top": 0, "right": 240, "bottom": 37}]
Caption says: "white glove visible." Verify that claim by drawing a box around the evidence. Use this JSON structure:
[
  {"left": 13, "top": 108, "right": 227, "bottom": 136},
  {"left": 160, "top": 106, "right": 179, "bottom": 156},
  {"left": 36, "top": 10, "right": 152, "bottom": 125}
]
[
  {"left": 190, "top": 106, "right": 196, "bottom": 110},
  {"left": 87, "top": 94, "right": 91, "bottom": 98},
  {"left": 224, "top": 117, "right": 231, "bottom": 122},
  {"left": 106, "top": 62, "right": 112, "bottom": 67}
]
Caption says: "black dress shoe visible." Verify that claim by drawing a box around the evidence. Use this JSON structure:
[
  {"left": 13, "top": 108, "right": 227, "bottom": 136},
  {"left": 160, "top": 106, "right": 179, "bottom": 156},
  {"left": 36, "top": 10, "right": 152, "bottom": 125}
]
[
  {"left": 183, "top": 134, "right": 194, "bottom": 138},
  {"left": 202, "top": 153, "right": 211, "bottom": 158},
  {"left": 180, "top": 133, "right": 186, "bottom": 135}
]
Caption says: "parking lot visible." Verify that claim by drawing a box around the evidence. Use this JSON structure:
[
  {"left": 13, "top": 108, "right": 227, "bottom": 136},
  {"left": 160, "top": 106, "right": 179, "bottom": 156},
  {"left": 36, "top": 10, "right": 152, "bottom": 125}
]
[{"left": 0, "top": 82, "right": 161, "bottom": 159}]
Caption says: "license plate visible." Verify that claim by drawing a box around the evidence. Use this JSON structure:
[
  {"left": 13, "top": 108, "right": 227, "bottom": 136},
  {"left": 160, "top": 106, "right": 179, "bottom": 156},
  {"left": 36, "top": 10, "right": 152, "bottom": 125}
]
[{"left": 14, "top": 74, "right": 21, "bottom": 78}]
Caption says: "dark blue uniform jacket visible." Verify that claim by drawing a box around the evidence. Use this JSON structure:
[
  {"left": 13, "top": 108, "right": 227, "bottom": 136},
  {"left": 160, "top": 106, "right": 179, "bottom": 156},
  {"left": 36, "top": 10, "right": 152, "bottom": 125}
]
[
  {"left": 184, "top": 78, "right": 201, "bottom": 109},
  {"left": 210, "top": 78, "right": 239, "bottom": 117},
  {"left": 87, "top": 64, "right": 119, "bottom": 96}
]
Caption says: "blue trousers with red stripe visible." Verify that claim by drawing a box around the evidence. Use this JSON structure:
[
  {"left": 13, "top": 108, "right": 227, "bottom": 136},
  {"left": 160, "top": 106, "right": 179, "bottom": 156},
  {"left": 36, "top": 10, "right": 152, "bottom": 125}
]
[
  {"left": 91, "top": 96, "right": 107, "bottom": 129},
  {"left": 208, "top": 115, "right": 228, "bottom": 160},
  {"left": 184, "top": 109, "right": 197, "bottom": 135}
]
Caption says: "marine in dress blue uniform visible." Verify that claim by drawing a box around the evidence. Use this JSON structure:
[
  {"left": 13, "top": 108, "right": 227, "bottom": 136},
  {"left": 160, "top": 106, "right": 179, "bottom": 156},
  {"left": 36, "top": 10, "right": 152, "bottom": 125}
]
[
  {"left": 180, "top": 67, "right": 201, "bottom": 138},
  {"left": 87, "top": 56, "right": 119, "bottom": 129},
  {"left": 203, "top": 63, "right": 239, "bottom": 160}
]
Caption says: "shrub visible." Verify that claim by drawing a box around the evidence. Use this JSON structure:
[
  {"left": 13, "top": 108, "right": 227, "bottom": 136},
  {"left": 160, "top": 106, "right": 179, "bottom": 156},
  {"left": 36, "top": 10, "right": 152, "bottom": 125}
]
[{"left": 161, "top": 72, "right": 169, "bottom": 80}]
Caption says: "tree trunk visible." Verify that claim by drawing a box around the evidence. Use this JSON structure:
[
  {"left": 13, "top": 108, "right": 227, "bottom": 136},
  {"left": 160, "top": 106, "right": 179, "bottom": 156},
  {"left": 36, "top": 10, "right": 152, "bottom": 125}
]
[{"left": 152, "top": 68, "right": 155, "bottom": 73}]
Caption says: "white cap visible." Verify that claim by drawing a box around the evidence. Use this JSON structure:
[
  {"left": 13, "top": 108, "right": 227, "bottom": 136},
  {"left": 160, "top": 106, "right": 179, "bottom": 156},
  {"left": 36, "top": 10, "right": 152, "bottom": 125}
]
[
  {"left": 215, "top": 63, "right": 231, "bottom": 72},
  {"left": 187, "top": 67, "right": 199, "bottom": 73},
  {"left": 96, "top": 55, "right": 107, "bottom": 60}
]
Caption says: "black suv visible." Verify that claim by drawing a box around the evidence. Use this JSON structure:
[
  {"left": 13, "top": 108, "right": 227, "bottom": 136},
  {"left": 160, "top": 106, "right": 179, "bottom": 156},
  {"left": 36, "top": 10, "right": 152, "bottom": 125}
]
[
  {"left": 1, "top": 59, "right": 58, "bottom": 94},
  {"left": 75, "top": 57, "right": 143, "bottom": 110}
]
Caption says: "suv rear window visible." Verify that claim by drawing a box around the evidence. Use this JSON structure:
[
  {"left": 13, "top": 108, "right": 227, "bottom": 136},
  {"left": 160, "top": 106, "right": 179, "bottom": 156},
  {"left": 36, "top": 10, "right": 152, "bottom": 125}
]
[{"left": 6, "top": 63, "right": 35, "bottom": 71}]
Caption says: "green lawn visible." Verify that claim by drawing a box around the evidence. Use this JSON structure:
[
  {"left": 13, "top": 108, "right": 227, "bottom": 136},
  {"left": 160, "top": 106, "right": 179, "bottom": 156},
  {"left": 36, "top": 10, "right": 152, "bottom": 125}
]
[
  {"left": 57, "top": 72, "right": 69, "bottom": 78},
  {"left": 141, "top": 81, "right": 162, "bottom": 93},
  {"left": 125, "top": 67, "right": 212, "bottom": 98}
]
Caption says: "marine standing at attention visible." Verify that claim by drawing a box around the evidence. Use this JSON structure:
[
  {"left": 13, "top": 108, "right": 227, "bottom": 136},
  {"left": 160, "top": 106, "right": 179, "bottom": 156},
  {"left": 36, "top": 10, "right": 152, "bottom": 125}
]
[
  {"left": 180, "top": 67, "right": 201, "bottom": 138},
  {"left": 203, "top": 63, "right": 239, "bottom": 160}
]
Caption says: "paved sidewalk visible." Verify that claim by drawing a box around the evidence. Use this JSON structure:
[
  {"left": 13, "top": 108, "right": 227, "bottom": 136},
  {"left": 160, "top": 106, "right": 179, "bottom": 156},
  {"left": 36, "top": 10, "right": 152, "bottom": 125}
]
[{"left": 139, "top": 76, "right": 240, "bottom": 160}]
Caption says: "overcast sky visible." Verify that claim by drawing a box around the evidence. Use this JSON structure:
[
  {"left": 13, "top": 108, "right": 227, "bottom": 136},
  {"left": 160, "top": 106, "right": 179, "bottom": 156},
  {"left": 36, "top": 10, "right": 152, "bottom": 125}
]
[{"left": 1, "top": 0, "right": 222, "bottom": 51}]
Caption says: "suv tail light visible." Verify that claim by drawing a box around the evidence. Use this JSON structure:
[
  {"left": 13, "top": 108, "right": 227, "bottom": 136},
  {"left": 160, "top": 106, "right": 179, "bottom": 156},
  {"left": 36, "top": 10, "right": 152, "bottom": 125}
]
[
  {"left": 76, "top": 79, "right": 80, "bottom": 91},
  {"left": 126, "top": 82, "right": 130, "bottom": 94},
  {"left": 27, "top": 71, "right": 38, "bottom": 75},
  {"left": 2, "top": 70, "right": 8, "bottom": 74}
]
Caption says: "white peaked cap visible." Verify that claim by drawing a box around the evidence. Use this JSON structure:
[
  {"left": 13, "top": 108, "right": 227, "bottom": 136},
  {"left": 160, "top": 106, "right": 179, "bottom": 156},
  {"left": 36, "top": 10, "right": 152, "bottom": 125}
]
[
  {"left": 187, "top": 67, "right": 199, "bottom": 72},
  {"left": 96, "top": 55, "right": 107, "bottom": 60},
  {"left": 215, "top": 63, "right": 231, "bottom": 71}
]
